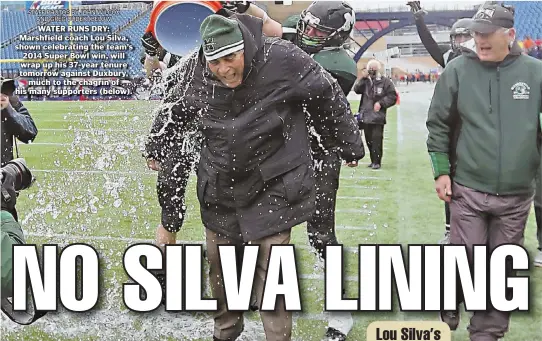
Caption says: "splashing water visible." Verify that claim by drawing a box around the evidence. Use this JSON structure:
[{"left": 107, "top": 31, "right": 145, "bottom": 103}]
[{"left": 0, "top": 41, "right": 363, "bottom": 341}]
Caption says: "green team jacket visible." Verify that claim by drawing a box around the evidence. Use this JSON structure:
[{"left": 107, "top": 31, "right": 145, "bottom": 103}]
[
  {"left": 1, "top": 210, "right": 25, "bottom": 298},
  {"left": 427, "top": 42, "right": 542, "bottom": 195}
]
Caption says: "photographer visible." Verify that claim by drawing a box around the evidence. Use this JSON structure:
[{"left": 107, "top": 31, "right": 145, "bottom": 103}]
[
  {"left": 1, "top": 158, "right": 44, "bottom": 325},
  {"left": 1, "top": 77, "right": 38, "bottom": 220},
  {"left": 353, "top": 60, "right": 397, "bottom": 169},
  {"left": 1, "top": 77, "right": 38, "bottom": 165}
]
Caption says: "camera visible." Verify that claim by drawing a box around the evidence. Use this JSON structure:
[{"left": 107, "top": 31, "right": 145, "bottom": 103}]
[
  {"left": 1, "top": 77, "right": 16, "bottom": 96},
  {"left": 2, "top": 158, "right": 34, "bottom": 191},
  {"left": 1, "top": 158, "right": 34, "bottom": 212}
]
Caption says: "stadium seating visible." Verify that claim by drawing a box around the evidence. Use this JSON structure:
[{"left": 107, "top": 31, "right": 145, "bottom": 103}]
[
  {"left": 505, "top": 1, "right": 542, "bottom": 40},
  {"left": 118, "top": 11, "right": 151, "bottom": 76},
  {"left": 2, "top": 1, "right": 540, "bottom": 87},
  {"left": 1, "top": 9, "right": 149, "bottom": 74},
  {"left": 0, "top": 11, "right": 38, "bottom": 44}
]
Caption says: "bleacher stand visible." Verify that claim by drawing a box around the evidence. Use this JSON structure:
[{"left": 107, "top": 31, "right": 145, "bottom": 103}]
[
  {"left": 1, "top": 5, "right": 151, "bottom": 79},
  {"left": 1, "top": 11, "right": 38, "bottom": 43},
  {"left": 1, "top": 1, "right": 541, "bottom": 99},
  {"left": 505, "top": 1, "right": 542, "bottom": 59}
]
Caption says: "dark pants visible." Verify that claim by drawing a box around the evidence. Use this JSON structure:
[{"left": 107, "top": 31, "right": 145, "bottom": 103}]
[
  {"left": 536, "top": 206, "right": 542, "bottom": 251},
  {"left": 361, "top": 123, "right": 384, "bottom": 165},
  {"left": 450, "top": 182, "right": 533, "bottom": 341},
  {"left": 445, "top": 202, "right": 451, "bottom": 231},
  {"left": 307, "top": 152, "right": 341, "bottom": 260},
  {"left": 535, "top": 171, "right": 541, "bottom": 250}
]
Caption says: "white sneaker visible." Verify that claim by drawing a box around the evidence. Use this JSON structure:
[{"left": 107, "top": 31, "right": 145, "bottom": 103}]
[
  {"left": 439, "top": 231, "right": 451, "bottom": 245},
  {"left": 325, "top": 312, "right": 353, "bottom": 340},
  {"left": 534, "top": 250, "right": 542, "bottom": 267}
]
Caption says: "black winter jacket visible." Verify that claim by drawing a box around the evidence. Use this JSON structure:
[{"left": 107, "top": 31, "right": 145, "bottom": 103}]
[
  {"left": 145, "top": 14, "right": 364, "bottom": 241},
  {"left": 1, "top": 96, "right": 37, "bottom": 165},
  {"left": 353, "top": 75, "right": 397, "bottom": 125}
]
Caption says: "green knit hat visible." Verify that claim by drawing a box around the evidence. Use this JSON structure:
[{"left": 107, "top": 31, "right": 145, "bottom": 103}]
[{"left": 200, "top": 14, "right": 244, "bottom": 61}]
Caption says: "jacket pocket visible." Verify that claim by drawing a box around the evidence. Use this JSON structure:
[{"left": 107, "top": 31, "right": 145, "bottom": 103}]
[
  {"left": 282, "top": 163, "right": 314, "bottom": 204},
  {"left": 197, "top": 168, "right": 219, "bottom": 205},
  {"left": 259, "top": 149, "right": 312, "bottom": 204},
  {"left": 259, "top": 149, "right": 309, "bottom": 182},
  {"left": 196, "top": 176, "right": 208, "bottom": 204}
]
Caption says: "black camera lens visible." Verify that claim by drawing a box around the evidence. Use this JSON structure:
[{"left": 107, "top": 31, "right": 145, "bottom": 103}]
[{"left": 2, "top": 158, "right": 34, "bottom": 192}]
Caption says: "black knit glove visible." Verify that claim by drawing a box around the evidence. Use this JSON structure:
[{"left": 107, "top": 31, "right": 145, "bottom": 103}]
[
  {"left": 141, "top": 31, "right": 160, "bottom": 57},
  {"left": 407, "top": 1, "right": 427, "bottom": 18},
  {"left": 220, "top": 1, "right": 251, "bottom": 13}
]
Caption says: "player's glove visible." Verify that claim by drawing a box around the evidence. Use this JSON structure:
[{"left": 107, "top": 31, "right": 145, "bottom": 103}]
[
  {"left": 220, "top": 1, "right": 251, "bottom": 13},
  {"left": 141, "top": 31, "right": 160, "bottom": 57},
  {"left": 407, "top": 1, "right": 427, "bottom": 18}
]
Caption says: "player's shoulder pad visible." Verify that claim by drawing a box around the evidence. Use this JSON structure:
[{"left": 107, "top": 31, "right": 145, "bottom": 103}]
[
  {"left": 283, "top": 14, "right": 300, "bottom": 29},
  {"left": 312, "top": 48, "right": 357, "bottom": 78}
]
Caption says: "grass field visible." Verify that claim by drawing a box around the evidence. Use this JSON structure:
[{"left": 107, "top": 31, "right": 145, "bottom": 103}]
[{"left": 2, "top": 84, "right": 541, "bottom": 341}]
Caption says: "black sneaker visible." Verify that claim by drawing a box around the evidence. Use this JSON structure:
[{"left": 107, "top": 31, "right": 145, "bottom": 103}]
[
  {"left": 367, "top": 163, "right": 374, "bottom": 168},
  {"left": 371, "top": 164, "right": 381, "bottom": 170},
  {"left": 439, "top": 310, "right": 460, "bottom": 331},
  {"left": 324, "top": 327, "right": 347, "bottom": 341}
]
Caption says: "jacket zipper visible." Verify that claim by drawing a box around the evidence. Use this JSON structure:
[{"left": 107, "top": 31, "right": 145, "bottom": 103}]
[
  {"left": 489, "top": 81, "right": 492, "bottom": 114},
  {"left": 496, "top": 66, "right": 501, "bottom": 195}
]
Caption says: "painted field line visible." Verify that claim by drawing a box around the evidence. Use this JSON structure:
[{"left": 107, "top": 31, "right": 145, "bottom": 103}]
[
  {"left": 336, "top": 225, "right": 376, "bottom": 231},
  {"left": 40, "top": 128, "right": 148, "bottom": 132},
  {"left": 32, "top": 169, "right": 153, "bottom": 175},
  {"left": 20, "top": 142, "right": 140, "bottom": 147},
  {"left": 339, "top": 176, "right": 392, "bottom": 181},
  {"left": 336, "top": 196, "right": 380, "bottom": 200},
  {"left": 25, "top": 231, "right": 359, "bottom": 254},
  {"left": 339, "top": 185, "right": 378, "bottom": 189},
  {"left": 31, "top": 169, "right": 391, "bottom": 185},
  {"left": 335, "top": 209, "right": 375, "bottom": 214}
]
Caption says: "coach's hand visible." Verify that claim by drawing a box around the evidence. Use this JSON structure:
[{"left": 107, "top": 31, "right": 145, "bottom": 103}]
[
  {"left": 147, "top": 159, "right": 161, "bottom": 171},
  {"left": 435, "top": 175, "right": 452, "bottom": 202},
  {"left": 345, "top": 160, "right": 358, "bottom": 168}
]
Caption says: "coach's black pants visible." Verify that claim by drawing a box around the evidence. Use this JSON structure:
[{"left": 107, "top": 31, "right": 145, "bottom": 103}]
[
  {"left": 307, "top": 151, "right": 341, "bottom": 260},
  {"left": 361, "top": 123, "right": 384, "bottom": 165}
]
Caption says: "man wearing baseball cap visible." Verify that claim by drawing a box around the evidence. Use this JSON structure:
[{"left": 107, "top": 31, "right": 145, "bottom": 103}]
[
  {"left": 145, "top": 12, "right": 364, "bottom": 341},
  {"left": 427, "top": 3, "right": 542, "bottom": 340}
]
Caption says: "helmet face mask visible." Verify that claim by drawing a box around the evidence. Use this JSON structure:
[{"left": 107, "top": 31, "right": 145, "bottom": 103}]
[
  {"left": 451, "top": 33, "right": 472, "bottom": 51},
  {"left": 296, "top": 1, "right": 355, "bottom": 54},
  {"left": 450, "top": 18, "right": 473, "bottom": 52}
]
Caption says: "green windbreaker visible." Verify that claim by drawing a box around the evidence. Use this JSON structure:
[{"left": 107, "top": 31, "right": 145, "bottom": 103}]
[
  {"left": 1, "top": 210, "right": 25, "bottom": 298},
  {"left": 427, "top": 42, "right": 542, "bottom": 195}
]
